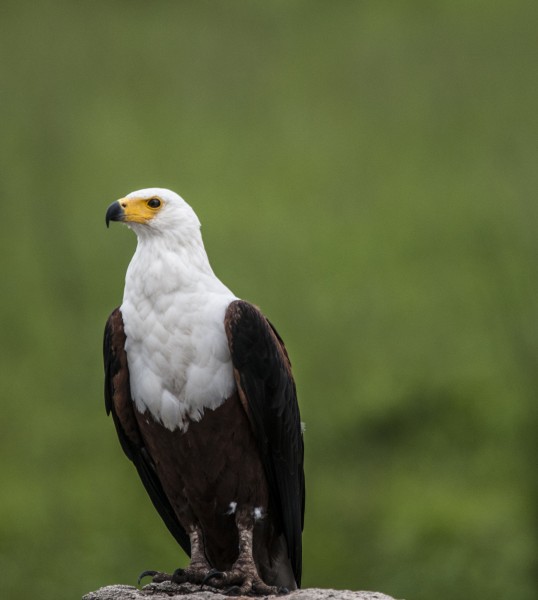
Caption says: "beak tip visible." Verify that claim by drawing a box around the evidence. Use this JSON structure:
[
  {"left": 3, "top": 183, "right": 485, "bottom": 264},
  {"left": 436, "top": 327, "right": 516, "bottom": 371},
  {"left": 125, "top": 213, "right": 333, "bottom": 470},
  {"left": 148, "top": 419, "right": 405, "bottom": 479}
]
[{"left": 105, "top": 201, "right": 124, "bottom": 228}]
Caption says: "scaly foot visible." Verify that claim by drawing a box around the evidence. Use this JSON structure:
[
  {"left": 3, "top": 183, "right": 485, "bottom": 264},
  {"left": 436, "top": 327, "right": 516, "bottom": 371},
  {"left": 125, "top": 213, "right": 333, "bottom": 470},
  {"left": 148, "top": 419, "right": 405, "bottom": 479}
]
[
  {"left": 138, "top": 565, "right": 218, "bottom": 586},
  {"left": 204, "top": 565, "right": 289, "bottom": 596}
]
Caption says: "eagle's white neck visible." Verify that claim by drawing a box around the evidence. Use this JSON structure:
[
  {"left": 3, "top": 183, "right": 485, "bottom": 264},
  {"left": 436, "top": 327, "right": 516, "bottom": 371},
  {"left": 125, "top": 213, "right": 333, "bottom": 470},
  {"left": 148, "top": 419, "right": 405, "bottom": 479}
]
[
  {"left": 127, "top": 230, "right": 218, "bottom": 294},
  {"left": 120, "top": 231, "right": 237, "bottom": 431}
]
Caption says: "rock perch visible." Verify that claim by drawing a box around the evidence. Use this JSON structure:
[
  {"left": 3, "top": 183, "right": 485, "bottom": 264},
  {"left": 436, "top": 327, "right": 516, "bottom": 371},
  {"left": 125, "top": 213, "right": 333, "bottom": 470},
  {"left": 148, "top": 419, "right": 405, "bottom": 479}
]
[{"left": 83, "top": 581, "right": 400, "bottom": 600}]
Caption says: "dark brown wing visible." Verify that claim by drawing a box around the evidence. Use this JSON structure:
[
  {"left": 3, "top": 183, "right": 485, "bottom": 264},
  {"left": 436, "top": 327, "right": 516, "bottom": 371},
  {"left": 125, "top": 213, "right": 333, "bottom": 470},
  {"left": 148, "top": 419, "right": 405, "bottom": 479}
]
[
  {"left": 224, "top": 300, "right": 305, "bottom": 587},
  {"left": 103, "top": 307, "right": 191, "bottom": 556}
]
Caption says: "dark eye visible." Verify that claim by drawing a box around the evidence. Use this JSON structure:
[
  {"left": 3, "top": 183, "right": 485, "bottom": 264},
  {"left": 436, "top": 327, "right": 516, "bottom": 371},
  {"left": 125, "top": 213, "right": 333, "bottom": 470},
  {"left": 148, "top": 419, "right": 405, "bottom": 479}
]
[{"left": 147, "top": 198, "right": 161, "bottom": 209}]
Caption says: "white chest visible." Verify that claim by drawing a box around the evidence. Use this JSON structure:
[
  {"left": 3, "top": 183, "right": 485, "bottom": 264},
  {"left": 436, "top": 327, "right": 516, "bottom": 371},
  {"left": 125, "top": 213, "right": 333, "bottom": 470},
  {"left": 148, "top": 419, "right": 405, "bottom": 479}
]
[{"left": 120, "top": 246, "right": 238, "bottom": 431}]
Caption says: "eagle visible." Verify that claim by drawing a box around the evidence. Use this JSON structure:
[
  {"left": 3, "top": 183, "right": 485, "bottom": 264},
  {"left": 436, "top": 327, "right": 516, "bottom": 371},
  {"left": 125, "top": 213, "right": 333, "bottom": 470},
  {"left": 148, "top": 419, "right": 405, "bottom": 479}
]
[{"left": 103, "top": 188, "right": 305, "bottom": 595}]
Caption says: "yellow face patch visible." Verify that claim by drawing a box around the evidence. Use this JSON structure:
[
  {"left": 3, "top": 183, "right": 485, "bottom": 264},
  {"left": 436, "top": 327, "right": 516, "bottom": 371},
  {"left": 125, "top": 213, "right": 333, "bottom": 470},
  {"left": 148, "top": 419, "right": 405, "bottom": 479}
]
[{"left": 119, "top": 196, "right": 162, "bottom": 224}]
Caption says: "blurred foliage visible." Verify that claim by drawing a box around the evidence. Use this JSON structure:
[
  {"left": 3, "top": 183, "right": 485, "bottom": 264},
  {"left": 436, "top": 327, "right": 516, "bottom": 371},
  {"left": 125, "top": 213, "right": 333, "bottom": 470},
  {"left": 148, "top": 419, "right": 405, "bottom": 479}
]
[{"left": 1, "top": 1, "right": 537, "bottom": 599}]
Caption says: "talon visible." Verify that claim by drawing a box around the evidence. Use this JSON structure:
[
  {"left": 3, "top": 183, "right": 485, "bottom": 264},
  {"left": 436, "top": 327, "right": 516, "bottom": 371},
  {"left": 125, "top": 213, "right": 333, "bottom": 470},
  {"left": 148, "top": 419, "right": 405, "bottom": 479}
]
[
  {"left": 202, "top": 568, "right": 225, "bottom": 585},
  {"left": 277, "top": 587, "right": 290, "bottom": 595},
  {"left": 224, "top": 585, "right": 243, "bottom": 596},
  {"left": 137, "top": 570, "right": 158, "bottom": 585}
]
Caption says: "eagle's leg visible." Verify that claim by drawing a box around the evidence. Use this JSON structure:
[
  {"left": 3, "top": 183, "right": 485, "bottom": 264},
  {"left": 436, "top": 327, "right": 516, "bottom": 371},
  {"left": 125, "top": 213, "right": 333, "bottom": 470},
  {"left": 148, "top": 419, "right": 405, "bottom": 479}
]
[
  {"left": 205, "top": 508, "right": 284, "bottom": 596},
  {"left": 172, "top": 524, "right": 214, "bottom": 583},
  {"left": 145, "top": 524, "right": 214, "bottom": 585}
]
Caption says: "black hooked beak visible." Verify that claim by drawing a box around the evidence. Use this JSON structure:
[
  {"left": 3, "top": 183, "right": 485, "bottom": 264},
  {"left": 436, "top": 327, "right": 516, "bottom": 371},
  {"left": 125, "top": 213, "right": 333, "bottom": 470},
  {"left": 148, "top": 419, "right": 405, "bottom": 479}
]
[{"left": 105, "top": 201, "right": 125, "bottom": 228}]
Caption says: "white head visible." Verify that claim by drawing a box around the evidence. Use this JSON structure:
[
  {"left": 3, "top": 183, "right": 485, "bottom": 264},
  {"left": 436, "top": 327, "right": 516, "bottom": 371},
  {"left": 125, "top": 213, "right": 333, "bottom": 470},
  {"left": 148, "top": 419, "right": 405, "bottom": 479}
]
[{"left": 106, "top": 188, "right": 201, "bottom": 241}]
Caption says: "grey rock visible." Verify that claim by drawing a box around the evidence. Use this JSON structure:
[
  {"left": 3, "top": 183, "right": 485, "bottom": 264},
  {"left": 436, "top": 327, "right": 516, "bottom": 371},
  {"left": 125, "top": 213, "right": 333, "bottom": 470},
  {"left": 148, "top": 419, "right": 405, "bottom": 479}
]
[{"left": 82, "top": 582, "right": 399, "bottom": 600}]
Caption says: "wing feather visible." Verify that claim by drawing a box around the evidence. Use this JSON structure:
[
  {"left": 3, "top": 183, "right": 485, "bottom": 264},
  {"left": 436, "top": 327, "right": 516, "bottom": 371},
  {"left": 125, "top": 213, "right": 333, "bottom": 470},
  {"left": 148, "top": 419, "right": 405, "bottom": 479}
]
[
  {"left": 103, "top": 308, "right": 191, "bottom": 556},
  {"left": 224, "top": 300, "right": 305, "bottom": 587}
]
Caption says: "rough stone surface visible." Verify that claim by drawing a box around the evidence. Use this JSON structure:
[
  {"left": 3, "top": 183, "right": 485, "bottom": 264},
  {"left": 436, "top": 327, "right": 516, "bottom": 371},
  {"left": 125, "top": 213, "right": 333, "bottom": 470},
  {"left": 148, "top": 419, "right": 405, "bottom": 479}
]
[{"left": 82, "top": 581, "right": 399, "bottom": 600}]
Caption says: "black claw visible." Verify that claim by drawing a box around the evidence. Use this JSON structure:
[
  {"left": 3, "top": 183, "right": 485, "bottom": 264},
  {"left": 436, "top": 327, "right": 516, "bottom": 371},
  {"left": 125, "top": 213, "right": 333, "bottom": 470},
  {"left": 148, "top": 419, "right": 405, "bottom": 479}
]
[
  {"left": 224, "top": 585, "right": 243, "bottom": 596},
  {"left": 202, "top": 568, "right": 225, "bottom": 585},
  {"left": 137, "top": 570, "right": 158, "bottom": 585},
  {"left": 277, "top": 587, "right": 290, "bottom": 595}
]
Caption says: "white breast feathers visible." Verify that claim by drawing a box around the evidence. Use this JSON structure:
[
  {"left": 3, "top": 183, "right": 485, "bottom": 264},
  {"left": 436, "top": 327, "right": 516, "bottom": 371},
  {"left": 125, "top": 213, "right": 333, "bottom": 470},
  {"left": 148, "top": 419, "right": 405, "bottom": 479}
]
[{"left": 120, "top": 234, "right": 238, "bottom": 432}]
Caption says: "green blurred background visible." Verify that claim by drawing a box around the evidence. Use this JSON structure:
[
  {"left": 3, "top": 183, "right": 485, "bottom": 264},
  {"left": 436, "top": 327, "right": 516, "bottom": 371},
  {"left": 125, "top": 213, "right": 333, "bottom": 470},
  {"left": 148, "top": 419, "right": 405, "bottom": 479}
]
[{"left": 1, "top": 1, "right": 537, "bottom": 599}]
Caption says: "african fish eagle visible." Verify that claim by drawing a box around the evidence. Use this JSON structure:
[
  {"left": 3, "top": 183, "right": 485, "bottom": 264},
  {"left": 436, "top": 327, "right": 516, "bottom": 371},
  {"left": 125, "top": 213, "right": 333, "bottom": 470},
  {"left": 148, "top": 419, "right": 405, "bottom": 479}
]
[{"left": 103, "top": 188, "right": 304, "bottom": 595}]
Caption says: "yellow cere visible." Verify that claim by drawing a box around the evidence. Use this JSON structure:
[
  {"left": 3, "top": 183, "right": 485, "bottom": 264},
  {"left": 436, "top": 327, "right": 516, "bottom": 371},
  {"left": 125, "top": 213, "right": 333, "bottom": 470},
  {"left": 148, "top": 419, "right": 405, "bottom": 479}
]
[{"left": 119, "top": 196, "right": 162, "bottom": 224}]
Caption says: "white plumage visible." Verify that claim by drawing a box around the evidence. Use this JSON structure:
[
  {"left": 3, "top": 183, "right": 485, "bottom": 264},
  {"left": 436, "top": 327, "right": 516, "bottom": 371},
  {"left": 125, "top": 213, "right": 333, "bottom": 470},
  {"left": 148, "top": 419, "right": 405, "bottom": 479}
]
[{"left": 119, "top": 188, "right": 237, "bottom": 431}]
